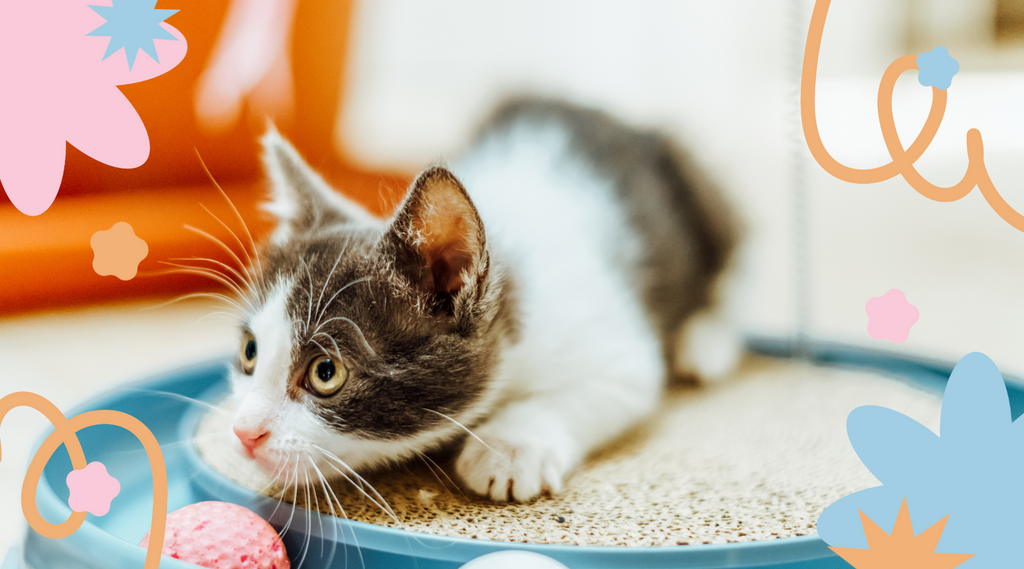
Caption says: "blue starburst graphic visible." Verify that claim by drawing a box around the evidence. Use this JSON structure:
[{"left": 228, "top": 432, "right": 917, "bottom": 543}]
[{"left": 87, "top": 0, "right": 179, "bottom": 71}]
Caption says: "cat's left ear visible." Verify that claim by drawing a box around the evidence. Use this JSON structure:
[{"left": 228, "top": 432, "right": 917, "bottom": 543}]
[
  {"left": 384, "top": 166, "right": 487, "bottom": 313},
  {"left": 260, "top": 127, "right": 376, "bottom": 240}
]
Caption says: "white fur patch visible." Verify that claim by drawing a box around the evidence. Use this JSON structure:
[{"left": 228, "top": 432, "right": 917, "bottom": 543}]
[{"left": 450, "top": 122, "right": 667, "bottom": 500}]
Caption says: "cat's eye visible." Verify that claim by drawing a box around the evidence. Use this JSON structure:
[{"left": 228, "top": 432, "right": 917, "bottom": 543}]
[
  {"left": 306, "top": 355, "right": 348, "bottom": 397},
  {"left": 239, "top": 332, "right": 258, "bottom": 375}
]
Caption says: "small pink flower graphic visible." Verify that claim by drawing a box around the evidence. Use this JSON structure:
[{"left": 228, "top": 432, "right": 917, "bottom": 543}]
[
  {"left": 865, "top": 289, "right": 920, "bottom": 343},
  {"left": 91, "top": 221, "right": 148, "bottom": 280},
  {"left": 0, "top": 0, "right": 188, "bottom": 216},
  {"left": 66, "top": 461, "right": 120, "bottom": 516}
]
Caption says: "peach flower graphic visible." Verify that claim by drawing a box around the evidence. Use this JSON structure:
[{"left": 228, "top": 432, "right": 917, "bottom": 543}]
[
  {"left": 66, "top": 461, "right": 121, "bottom": 516},
  {"left": 91, "top": 221, "right": 148, "bottom": 280},
  {"left": 0, "top": 0, "right": 187, "bottom": 216}
]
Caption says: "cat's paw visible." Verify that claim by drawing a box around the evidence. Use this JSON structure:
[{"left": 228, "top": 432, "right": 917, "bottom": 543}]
[
  {"left": 675, "top": 308, "right": 742, "bottom": 383},
  {"left": 455, "top": 425, "right": 574, "bottom": 503}
]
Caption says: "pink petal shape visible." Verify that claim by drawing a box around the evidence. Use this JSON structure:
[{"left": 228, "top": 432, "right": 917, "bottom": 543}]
[
  {"left": 66, "top": 462, "right": 121, "bottom": 516},
  {"left": 865, "top": 289, "right": 920, "bottom": 344},
  {"left": 0, "top": 118, "right": 67, "bottom": 216},
  {"left": 65, "top": 85, "right": 149, "bottom": 169}
]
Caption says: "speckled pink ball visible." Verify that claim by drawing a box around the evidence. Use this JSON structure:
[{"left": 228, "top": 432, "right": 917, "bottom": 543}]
[{"left": 139, "top": 501, "right": 289, "bottom": 569}]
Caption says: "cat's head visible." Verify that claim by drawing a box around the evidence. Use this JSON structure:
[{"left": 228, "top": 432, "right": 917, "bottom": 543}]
[{"left": 227, "top": 129, "right": 513, "bottom": 483}]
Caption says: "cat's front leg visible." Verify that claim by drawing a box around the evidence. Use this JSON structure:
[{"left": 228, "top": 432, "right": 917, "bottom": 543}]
[
  {"left": 455, "top": 367, "right": 661, "bottom": 502},
  {"left": 455, "top": 400, "right": 581, "bottom": 502}
]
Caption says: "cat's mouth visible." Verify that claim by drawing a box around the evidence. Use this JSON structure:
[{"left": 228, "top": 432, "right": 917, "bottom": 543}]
[{"left": 242, "top": 436, "right": 335, "bottom": 486}]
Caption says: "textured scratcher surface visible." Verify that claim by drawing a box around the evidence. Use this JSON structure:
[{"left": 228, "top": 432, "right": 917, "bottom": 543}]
[{"left": 195, "top": 356, "right": 942, "bottom": 546}]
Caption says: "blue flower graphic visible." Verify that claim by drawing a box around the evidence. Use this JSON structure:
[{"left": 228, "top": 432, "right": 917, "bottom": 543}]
[
  {"left": 817, "top": 352, "right": 1024, "bottom": 567},
  {"left": 917, "top": 46, "right": 959, "bottom": 90}
]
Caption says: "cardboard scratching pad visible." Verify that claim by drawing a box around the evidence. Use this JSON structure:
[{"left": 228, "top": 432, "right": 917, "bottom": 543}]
[{"left": 195, "top": 356, "right": 941, "bottom": 546}]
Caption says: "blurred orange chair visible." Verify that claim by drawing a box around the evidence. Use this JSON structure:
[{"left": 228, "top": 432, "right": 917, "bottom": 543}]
[{"left": 0, "top": 0, "right": 408, "bottom": 314}]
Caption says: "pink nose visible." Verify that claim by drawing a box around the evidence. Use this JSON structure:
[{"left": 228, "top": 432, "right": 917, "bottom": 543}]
[{"left": 233, "top": 426, "right": 268, "bottom": 458}]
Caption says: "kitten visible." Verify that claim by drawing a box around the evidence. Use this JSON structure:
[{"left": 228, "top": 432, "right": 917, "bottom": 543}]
[{"left": 228, "top": 98, "right": 741, "bottom": 503}]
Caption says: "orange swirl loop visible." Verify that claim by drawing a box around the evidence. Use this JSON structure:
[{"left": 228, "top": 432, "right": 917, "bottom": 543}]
[
  {"left": 802, "top": 0, "right": 1024, "bottom": 233},
  {"left": 0, "top": 392, "right": 167, "bottom": 569}
]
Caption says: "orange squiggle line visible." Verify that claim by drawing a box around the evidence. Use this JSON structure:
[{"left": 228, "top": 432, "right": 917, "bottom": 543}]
[
  {"left": 802, "top": 0, "right": 1024, "bottom": 231},
  {"left": 0, "top": 392, "right": 167, "bottom": 569}
]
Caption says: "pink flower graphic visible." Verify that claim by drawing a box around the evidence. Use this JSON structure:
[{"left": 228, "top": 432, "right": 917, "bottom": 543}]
[
  {"left": 0, "top": 0, "right": 187, "bottom": 216},
  {"left": 66, "top": 461, "right": 121, "bottom": 516},
  {"left": 865, "top": 289, "right": 920, "bottom": 344}
]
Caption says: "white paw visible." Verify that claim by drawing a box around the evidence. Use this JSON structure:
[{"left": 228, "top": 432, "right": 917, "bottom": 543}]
[
  {"left": 676, "top": 309, "right": 742, "bottom": 382},
  {"left": 455, "top": 423, "right": 575, "bottom": 503}
]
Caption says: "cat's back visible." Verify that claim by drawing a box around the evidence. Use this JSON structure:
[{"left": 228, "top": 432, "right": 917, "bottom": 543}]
[{"left": 453, "top": 98, "right": 736, "bottom": 350}]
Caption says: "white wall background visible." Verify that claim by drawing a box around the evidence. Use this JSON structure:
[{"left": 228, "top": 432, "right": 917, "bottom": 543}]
[{"left": 335, "top": 0, "right": 1024, "bottom": 374}]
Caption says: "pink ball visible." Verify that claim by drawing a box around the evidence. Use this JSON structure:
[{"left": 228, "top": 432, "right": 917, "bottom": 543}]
[{"left": 139, "top": 501, "right": 290, "bottom": 569}]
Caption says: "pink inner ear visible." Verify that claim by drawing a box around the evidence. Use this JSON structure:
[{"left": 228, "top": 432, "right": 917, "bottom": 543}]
[
  {"left": 422, "top": 237, "right": 474, "bottom": 295},
  {"left": 409, "top": 178, "right": 480, "bottom": 296}
]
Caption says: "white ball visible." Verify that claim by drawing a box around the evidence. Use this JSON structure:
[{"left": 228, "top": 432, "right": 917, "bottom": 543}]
[{"left": 459, "top": 550, "right": 571, "bottom": 569}]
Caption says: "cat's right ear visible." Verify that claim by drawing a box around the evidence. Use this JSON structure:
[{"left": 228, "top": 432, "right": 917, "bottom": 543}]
[
  {"left": 261, "top": 127, "right": 376, "bottom": 241},
  {"left": 382, "top": 166, "right": 488, "bottom": 317}
]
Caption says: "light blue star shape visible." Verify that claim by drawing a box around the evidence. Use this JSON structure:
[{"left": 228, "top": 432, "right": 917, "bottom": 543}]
[
  {"left": 87, "top": 0, "right": 179, "bottom": 71},
  {"left": 917, "top": 46, "right": 960, "bottom": 91},
  {"left": 817, "top": 352, "right": 1024, "bottom": 568}
]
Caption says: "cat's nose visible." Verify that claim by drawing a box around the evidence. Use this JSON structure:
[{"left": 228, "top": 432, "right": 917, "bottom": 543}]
[{"left": 234, "top": 426, "right": 269, "bottom": 458}]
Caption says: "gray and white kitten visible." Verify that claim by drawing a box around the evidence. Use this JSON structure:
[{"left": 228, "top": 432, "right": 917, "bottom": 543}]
[{"left": 228, "top": 98, "right": 741, "bottom": 502}]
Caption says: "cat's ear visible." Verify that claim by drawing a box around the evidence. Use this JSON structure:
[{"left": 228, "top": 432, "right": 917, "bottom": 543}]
[
  {"left": 260, "top": 127, "right": 375, "bottom": 240},
  {"left": 384, "top": 166, "right": 487, "bottom": 312}
]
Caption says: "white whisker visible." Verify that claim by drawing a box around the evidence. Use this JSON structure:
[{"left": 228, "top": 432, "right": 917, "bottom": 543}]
[
  {"left": 315, "top": 459, "right": 366, "bottom": 569},
  {"left": 182, "top": 225, "right": 250, "bottom": 285},
  {"left": 312, "top": 444, "right": 401, "bottom": 525},
  {"left": 141, "top": 292, "right": 246, "bottom": 314},
  {"left": 309, "top": 459, "right": 344, "bottom": 569},
  {"left": 310, "top": 339, "right": 333, "bottom": 361},
  {"left": 297, "top": 470, "right": 312, "bottom": 569},
  {"left": 312, "top": 333, "right": 344, "bottom": 361},
  {"left": 254, "top": 455, "right": 289, "bottom": 498},
  {"left": 313, "top": 317, "right": 377, "bottom": 357},
  {"left": 172, "top": 255, "right": 253, "bottom": 298},
  {"left": 157, "top": 262, "right": 248, "bottom": 299},
  {"left": 306, "top": 457, "right": 326, "bottom": 558},
  {"left": 123, "top": 389, "right": 235, "bottom": 419},
  {"left": 279, "top": 461, "right": 301, "bottom": 537},
  {"left": 194, "top": 149, "right": 265, "bottom": 293},
  {"left": 197, "top": 203, "right": 255, "bottom": 275},
  {"left": 315, "top": 268, "right": 367, "bottom": 326},
  {"left": 413, "top": 449, "right": 464, "bottom": 499},
  {"left": 268, "top": 457, "right": 296, "bottom": 524},
  {"left": 423, "top": 408, "right": 496, "bottom": 453},
  {"left": 303, "top": 260, "right": 315, "bottom": 334},
  {"left": 314, "top": 245, "right": 348, "bottom": 326}
]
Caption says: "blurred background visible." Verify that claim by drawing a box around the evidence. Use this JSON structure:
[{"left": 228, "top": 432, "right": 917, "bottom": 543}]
[{"left": 4, "top": 0, "right": 1024, "bottom": 552}]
